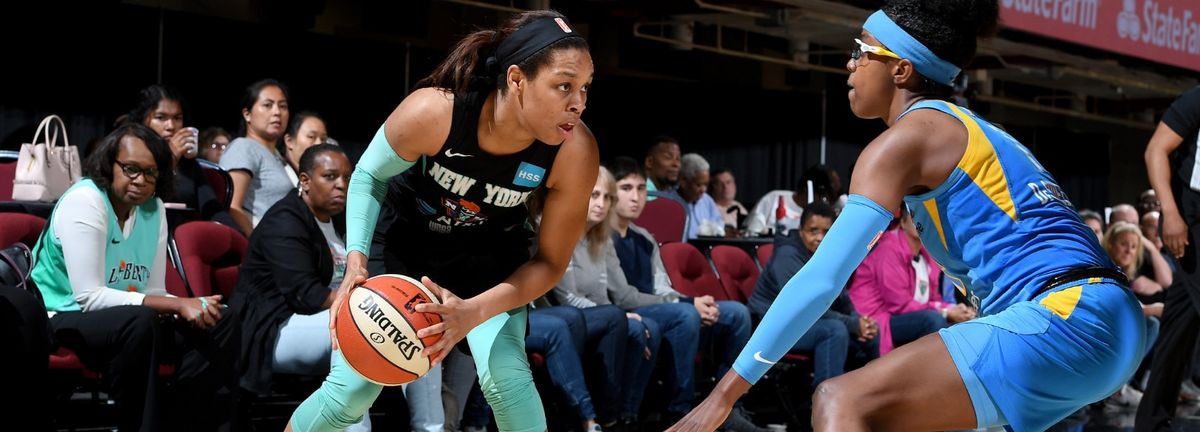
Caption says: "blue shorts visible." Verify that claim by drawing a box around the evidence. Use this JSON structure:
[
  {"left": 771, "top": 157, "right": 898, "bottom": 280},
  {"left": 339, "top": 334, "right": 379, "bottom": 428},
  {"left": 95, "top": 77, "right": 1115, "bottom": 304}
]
[{"left": 939, "top": 279, "right": 1154, "bottom": 431}]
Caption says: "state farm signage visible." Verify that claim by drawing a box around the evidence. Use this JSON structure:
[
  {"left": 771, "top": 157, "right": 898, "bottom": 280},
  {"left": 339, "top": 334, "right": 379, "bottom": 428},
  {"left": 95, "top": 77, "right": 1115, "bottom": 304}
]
[{"left": 1000, "top": 0, "right": 1200, "bottom": 72}]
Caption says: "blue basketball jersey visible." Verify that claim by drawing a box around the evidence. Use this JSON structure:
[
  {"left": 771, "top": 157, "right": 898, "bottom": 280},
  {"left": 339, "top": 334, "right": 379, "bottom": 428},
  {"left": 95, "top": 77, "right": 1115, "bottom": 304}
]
[{"left": 900, "top": 100, "right": 1115, "bottom": 315}]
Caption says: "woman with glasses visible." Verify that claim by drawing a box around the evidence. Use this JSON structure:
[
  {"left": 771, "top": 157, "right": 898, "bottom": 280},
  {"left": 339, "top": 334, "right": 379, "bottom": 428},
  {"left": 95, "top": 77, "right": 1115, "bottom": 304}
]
[
  {"left": 200, "top": 127, "right": 232, "bottom": 164},
  {"left": 31, "top": 124, "right": 226, "bottom": 430},
  {"left": 672, "top": 1, "right": 1152, "bottom": 431}
]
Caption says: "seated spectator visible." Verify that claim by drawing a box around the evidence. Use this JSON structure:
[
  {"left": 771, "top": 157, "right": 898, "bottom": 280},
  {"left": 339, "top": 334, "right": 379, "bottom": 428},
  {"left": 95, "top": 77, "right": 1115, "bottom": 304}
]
[
  {"left": 1140, "top": 188, "right": 1161, "bottom": 216},
  {"left": 1142, "top": 211, "right": 1163, "bottom": 250},
  {"left": 643, "top": 135, "right": 681, "bottom": 196},
  {"left": 709, "top": 168, "right": 748, "bottom": 231},
  {"left": 849, "top": 208, "right": 974, "bottom": 356},
  {"left": 1104, "top": 221, "right": 1172, "bottom": 302},
  {"left": 221, "top": 79, "right": 294, "bottom": 236},
  {"left": 1110, "top": 203, "right": 1139, "bottom": 225},
  {"left": 199, "top": 126, "right": 232, "bottom": 164},
  {"left": 603, "top": 158, "right": 763, "bottom": 431},
  {"left": 1079, "top": 209, "right": 1105, "bottom": 242},
  {"left": 527, "top": 303, "right": 627, "bottom": 431},
  {"left": 282, "top": 111, "right": 329, "bottom": 186},
  {"left": 127, "top": 85, "right": 224, "bottom": 228},
  {"left": 745, "top": 164, "right": 839, "bottom": 236},
  {"left": 678, "top": 153, "right": 725, "bottom": 239},
  {"left": 749, "top": 201, "right": 879, "bottom": 389},
  {"left": 32, "top": 124, "right": 227, "bottom": 430},
  {"left": 231, "top": 144, "right": 390, "bottom": 430},
  {"left": 553, "top": 166, "right": 663, "bottom": 427}
]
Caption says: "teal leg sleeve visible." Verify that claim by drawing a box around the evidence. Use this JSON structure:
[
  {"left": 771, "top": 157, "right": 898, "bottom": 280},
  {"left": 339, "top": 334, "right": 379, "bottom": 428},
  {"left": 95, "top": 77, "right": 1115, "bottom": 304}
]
[
  {"left": 291, "top": 350, "right": 384, "bottom": 432},
  {"left": 466, "top": 306, "right": 546, "bottom": 432}
]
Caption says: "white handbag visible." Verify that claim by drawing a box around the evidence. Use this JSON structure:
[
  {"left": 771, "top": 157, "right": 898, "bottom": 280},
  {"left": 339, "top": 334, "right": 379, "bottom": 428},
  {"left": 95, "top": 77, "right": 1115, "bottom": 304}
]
[{"left": 12, "top": 115, "right": 81, "bottom": 202}]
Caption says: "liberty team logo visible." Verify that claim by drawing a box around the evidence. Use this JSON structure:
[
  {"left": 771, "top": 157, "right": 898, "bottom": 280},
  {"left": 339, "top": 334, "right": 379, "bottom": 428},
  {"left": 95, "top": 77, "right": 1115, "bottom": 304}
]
[{"left": 441, "top": 197, "right": 488, "bottom": 227}]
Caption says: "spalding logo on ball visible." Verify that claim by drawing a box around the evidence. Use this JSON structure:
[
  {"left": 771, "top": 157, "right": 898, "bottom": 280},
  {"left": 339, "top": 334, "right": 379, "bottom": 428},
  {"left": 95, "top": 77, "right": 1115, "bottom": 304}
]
[{"left": 336, "top": 274, "right": 443, "bottom": 386}]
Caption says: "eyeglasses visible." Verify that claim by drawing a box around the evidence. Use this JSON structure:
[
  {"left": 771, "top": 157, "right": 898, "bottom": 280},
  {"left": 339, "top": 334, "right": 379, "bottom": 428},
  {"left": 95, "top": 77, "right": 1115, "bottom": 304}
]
[
  {"left": 116, "top": 161, "right": 159, "bottom": 183},
  {"left": 850, "top": 38, "right": 901, "bottom": 65},
  {"left": 207, "top": 142, "right": 228, "bottom": 151}
]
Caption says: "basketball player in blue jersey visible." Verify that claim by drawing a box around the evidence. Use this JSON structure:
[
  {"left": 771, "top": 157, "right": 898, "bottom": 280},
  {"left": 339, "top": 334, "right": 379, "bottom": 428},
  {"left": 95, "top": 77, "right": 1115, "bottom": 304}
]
[
  {"left": 288, "top": 10, "right": 598, "bottom": 432},
  {"left": 670, "top": 1, "right": 1154, "bottom": 431}
]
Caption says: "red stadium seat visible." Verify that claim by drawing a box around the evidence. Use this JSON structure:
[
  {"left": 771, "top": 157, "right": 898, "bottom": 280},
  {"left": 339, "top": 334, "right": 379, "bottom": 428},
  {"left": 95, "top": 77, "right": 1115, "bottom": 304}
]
[
  {"left": 660, "top": 242, "right": 728, "bottom": 300},
  {"left": 198, "top": 159, "right": 233, "bottom": 211},
  {"left": 0, "top": 150, "right": 18, "bottom": 201},
  {"left": 0, "top": 212, "right": 45, "bottom": 248},
  {"left": 173, "top": 221, "right": 247, "bottom": 298},
  {"left": 755, "top": 243, "right": 774, "bottom": 270},
  {"left": 709, "top": 245, "right": 759, "bottom": 303},
  {"left": 635, "top": 192, "right": 688, "bottom": 244}
]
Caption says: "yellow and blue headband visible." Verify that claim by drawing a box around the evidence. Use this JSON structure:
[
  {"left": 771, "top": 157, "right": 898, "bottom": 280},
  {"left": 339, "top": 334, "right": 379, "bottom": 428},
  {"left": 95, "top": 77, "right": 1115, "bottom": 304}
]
[{"left": 863, "top": 10, "right": 961, "bottom": 86}]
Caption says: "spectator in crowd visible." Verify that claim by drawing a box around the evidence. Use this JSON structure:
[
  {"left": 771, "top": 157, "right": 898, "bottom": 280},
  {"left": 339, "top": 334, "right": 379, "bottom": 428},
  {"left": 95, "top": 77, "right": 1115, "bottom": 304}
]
[
  {"left": 1143, "top": 211, "right": 1163, "bottom": 250},
  {"left": 199, "top": 126, "right": 232, "bottom": 164},
  {"left": 644, "top": 135, "right": 681, "bottom": 195},
  {"left": 1104, "top": 222, "right": 1173, "bottom": 301},
  {"left": 849, "top": 207, "right": 974, "bottom": 357},
  {"left": 228, "top": 144, "right": 368, "bottom": 424},
  {"left": 750, "top": 201, "right": 879, "bottom": 388},
  {"left": 602, "top": 159, "right": 763, "bottom": 431},
  {"left": 1111, "top": 203, "right": 1139, "bottom": 225},
  {"left": 220, "top": 79, "right": 293, "bottom": 236},
  {"left": 31, "top": 124, "right": 226, "bottom": 431},
  {"left": 1138, "top": 85, "right": 1200, "bottom": 432},
  {"left": 126, "top": 85, "right": 223, "bottom": 228},
  {"left": 1079, "top": 209, "right": 1106, "bottom": 242},
  {"left": 552, "top": 166, "right": 665, "bottom": 427},
  {"left": 282, "top": 111, "right": 329, "bottom": 186},
  {"left": 1141, "top": 188, "right": 1162, "bottom": 216},
  {"left": 709, "top": 168, "right": 748, "bottom": 231},
  {"left": 745, "top": 164, "right": 839, "bottom": 236},
  {"left": 678, "top": 153, "right": 725, "bottom": 239}
]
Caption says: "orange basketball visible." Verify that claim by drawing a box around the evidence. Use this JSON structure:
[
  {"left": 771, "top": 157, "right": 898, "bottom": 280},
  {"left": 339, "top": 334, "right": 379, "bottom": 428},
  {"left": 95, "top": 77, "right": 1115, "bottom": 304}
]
[{"left": 335, "top": 274, "right": 443, "bottom": 386}]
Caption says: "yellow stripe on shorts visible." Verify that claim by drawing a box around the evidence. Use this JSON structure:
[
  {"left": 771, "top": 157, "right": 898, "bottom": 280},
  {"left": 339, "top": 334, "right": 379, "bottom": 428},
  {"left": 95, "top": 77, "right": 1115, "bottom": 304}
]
[{"left": 1040, "top": 285, "right": 1083, "bottom": 320}]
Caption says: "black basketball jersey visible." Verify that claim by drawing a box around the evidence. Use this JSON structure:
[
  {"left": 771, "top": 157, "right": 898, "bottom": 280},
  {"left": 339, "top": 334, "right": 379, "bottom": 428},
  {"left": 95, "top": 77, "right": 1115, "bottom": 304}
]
[{"left": 389, "top": 90, "right": 560, "bottom": 237}]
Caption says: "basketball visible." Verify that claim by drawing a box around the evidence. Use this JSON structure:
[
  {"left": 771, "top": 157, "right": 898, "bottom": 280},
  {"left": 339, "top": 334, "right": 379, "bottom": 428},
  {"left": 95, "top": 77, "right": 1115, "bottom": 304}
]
[{"left": 335, "top": 274, "right": 443, "bottom": 386}]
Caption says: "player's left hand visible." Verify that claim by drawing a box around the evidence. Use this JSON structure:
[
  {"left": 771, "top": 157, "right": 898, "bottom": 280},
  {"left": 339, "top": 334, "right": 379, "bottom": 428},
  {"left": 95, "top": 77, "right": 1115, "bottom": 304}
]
[{"left": 414, "top": 276, "right": 484, "bottom": 367}]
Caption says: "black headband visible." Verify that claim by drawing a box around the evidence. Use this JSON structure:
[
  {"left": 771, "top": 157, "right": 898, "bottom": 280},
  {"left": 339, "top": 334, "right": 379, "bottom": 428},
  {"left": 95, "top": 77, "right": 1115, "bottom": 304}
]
[{"left": 486, "top": 16, "right": 584, "bottom": 76}]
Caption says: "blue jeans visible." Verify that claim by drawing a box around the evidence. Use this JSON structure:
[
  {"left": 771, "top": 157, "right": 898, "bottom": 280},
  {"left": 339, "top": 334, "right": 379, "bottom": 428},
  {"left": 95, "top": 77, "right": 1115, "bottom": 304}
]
[
  {"left": 701, "top": 301, "right": 752, "bottom": 379},
  {"left": 635, "top": 302, "right": 702, "bottom": 416},
  {"left": 578, "top": 305, "right": 628, "bottom": 423},
  {"left": 890, "top": 309, "right": 948, "bottom": 347},
  {"left": 623, "top": 313, "right": 661, "bottom": 419},
  {"left": 527, "top": 307, "right": 594, "bottom": 422},
  {"left": 791, "top": 318, "right": 849, "bottom": 388}
]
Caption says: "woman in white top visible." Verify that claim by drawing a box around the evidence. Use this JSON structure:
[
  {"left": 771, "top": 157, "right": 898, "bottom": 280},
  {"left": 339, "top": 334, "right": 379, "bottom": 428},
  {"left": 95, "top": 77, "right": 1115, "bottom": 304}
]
[
  {"left": 31, "top": 124, "right": 224, "bottom": 430},
  {"left": 220, "top": 79, "right": 294, "bottom": 236}
]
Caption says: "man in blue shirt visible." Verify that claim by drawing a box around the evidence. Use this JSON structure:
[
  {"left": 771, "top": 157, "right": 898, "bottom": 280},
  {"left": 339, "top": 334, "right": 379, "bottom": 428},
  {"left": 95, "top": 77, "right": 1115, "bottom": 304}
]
[{"left": 678, "top": 153, "right": 725, "bottom": 239}]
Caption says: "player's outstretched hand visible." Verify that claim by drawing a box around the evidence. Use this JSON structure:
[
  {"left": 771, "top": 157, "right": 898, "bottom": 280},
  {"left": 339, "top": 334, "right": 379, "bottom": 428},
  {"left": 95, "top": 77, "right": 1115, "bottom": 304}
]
[
  {"left": 667, "top": 392, "right": 734, "bottom": 432},
  {"left": 668, "top": 370, "right": 752, "bottom": 431},
  {"left": 415, "top": 276, "right": 484, "bottom": 367}
]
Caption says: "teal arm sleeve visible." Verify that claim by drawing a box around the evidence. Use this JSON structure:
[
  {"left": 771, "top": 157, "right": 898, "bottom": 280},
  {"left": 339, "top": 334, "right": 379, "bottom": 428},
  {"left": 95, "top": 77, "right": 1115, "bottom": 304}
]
[
  {"left": 346, "top": 125, "right": 417, "bottom": 256},
  {"left": 732, "top": 194, "right": 893, "bottom": 384}
]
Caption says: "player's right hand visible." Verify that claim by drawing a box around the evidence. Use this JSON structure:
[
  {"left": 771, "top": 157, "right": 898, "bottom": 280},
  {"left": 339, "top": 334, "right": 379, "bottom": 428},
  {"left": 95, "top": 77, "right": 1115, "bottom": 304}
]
[
  {"left": 330, "top": 252, "right": 369, "bottom": 350},
  {"left": 1163, "top": 210, "right": 1189, "bottom": 259}
]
